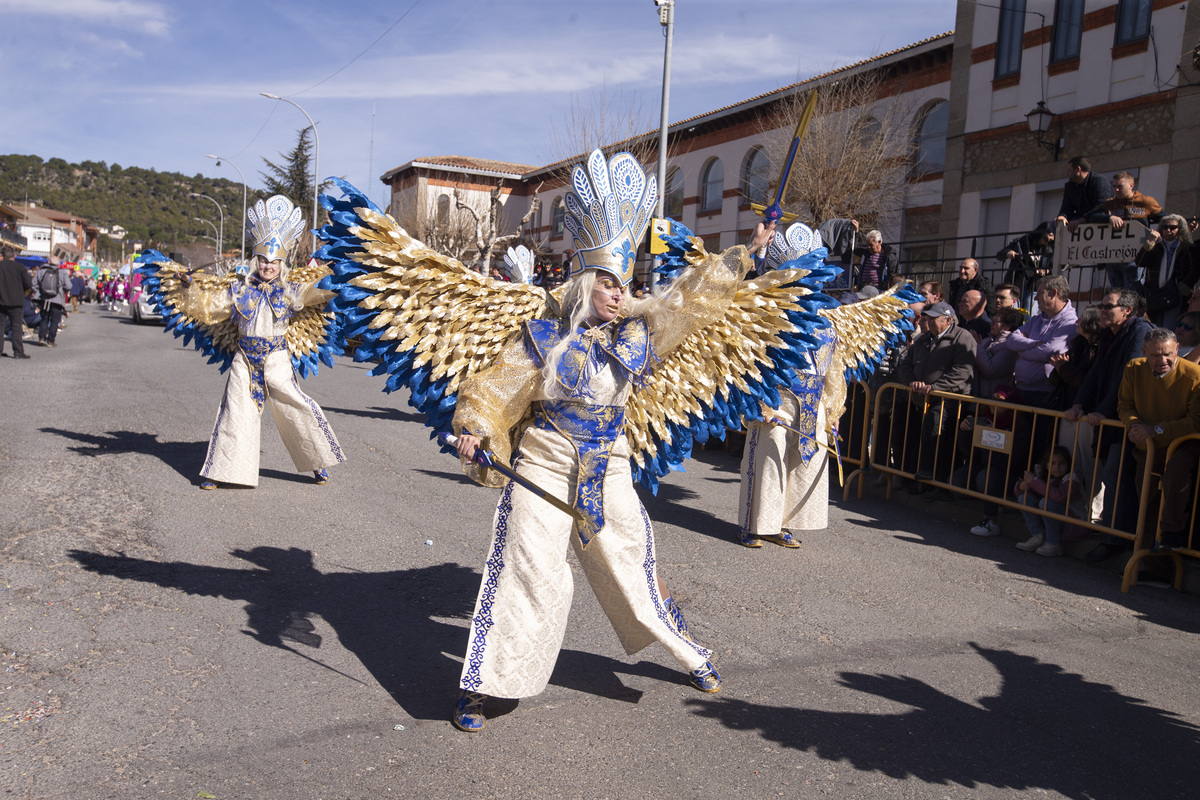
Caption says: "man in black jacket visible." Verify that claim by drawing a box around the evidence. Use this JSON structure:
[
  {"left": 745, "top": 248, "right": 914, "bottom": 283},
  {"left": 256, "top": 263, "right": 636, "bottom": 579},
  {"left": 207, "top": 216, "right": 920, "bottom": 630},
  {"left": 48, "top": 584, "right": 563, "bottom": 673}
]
[
  {"left": 1055, "top": 156, "right": 1112, "bottom": 233},
  {"left": 0, "top": 245, "right": 32, "bottom": 359},
  {"left": 1064, "top": 288, "right": 1153, "bottom": 556}
]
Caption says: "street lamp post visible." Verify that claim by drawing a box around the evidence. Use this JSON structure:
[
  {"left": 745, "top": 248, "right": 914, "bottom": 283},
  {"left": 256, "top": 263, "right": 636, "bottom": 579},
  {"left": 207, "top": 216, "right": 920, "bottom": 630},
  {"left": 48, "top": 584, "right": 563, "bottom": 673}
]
[
  {"left": 652, "top": 0, "right": 675, "bottom": 289},
  {"left": 205, "top": 154, "right": 247, "bottom": 263},
  {"left": 260, "top": 92, "right": 320, "bottom": 253},
  {"left": 192, "top": 217, "right": 220, "bottom": 267},
  {"left": 189, "top": 192, "right": 223, "bottom": 265}
]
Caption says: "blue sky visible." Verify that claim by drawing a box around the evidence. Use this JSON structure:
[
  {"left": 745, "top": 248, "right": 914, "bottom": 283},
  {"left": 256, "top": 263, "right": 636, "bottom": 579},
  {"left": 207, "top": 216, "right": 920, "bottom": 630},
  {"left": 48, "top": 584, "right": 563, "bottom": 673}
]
[{"left": 2, "top": 0, "right": 957, "bottom": 209}]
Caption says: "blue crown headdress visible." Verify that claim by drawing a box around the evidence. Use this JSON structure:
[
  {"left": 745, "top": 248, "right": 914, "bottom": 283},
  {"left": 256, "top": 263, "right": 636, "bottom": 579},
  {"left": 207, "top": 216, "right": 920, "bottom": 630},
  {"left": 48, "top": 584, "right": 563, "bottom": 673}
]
[
  {"left": 764, "top": 221, "right": 840, "bottom": 287},
  {"left": 565, "top": 149, "right": 657, "bottom": 286}
]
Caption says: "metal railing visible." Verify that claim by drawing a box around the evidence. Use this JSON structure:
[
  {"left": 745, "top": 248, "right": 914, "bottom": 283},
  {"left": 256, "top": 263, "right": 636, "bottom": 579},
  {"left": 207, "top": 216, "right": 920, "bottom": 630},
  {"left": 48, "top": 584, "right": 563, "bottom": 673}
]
[{"left": 837, "top": 381, "right": 1196, "bottom": 592}]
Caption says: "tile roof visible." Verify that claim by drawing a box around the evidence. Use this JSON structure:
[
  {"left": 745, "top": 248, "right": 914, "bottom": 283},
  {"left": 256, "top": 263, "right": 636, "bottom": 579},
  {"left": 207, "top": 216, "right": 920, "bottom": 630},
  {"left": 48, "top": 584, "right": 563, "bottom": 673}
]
[{"left": 381, "top": 31, "right": 955, "bottom": 183}]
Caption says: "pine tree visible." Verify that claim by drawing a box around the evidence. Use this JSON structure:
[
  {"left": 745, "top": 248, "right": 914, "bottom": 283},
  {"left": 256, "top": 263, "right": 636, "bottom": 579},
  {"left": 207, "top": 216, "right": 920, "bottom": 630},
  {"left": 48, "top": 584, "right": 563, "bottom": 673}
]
[{"left": 259, "top": 128, "right": 329, "bottom": 232}]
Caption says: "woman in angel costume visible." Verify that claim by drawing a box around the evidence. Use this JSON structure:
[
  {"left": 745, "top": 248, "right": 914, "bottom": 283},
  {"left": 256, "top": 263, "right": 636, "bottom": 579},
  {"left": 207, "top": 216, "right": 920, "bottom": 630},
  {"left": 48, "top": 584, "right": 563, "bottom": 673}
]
[
  {"left": 138, "top": 195, "right": 345, "bottom": 489},
  {"left": 318, "top": 150, "right": 837, "bottom": 733},
  {"left": 739, "top": 223, "right": 920, "bottom": 548}
]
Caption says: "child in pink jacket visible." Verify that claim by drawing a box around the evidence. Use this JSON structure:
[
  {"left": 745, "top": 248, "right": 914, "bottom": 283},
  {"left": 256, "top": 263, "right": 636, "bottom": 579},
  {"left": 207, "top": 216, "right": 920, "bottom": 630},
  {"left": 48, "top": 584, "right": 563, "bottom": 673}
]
[{"left": 1015, "top": 446, "right": 1086, "bottom": 557}]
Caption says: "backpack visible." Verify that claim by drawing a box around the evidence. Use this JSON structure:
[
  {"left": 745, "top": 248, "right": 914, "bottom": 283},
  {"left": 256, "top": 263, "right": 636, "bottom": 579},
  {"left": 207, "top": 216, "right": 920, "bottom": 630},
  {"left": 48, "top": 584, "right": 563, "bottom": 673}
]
[{"left": 38, "top": 268, "right": 60, "bottom": 300}]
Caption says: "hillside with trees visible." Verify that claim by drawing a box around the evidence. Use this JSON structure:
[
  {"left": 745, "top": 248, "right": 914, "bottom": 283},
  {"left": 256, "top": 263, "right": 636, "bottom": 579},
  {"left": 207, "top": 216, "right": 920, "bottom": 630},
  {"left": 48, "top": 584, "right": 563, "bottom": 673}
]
[{"left": 0, "top": 153, "right": 263, "bottom": 252}]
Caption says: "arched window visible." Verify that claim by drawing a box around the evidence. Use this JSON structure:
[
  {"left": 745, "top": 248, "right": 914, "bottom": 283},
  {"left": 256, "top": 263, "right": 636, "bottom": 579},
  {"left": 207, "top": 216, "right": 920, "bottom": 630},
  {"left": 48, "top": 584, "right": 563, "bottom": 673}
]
[
  {"left": 551, "top": 197, "right": 565, "bottom": 236},
  {"left": 741, "top": 147, "right": 770, "bottom": 206},
  {"left": 436, "top": 194, "right": 450, "bottom": 225},
  {"left": 912, "top": 100, "right": 949, "bottom": 176},
  {"left": 700, "top": 158, "right": 724, "bottom": 212},
  {"left": 854, "top": 116, "right": 882, "bottom": 148},
  {"left": 665, "top": 167, "right": 684, "bottom": 219}
]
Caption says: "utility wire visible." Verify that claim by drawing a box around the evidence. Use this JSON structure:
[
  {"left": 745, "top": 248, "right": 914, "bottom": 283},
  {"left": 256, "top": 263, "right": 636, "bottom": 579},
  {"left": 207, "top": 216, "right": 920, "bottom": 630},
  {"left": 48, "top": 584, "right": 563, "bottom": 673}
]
[{"left": 287, "top": 0, "right": 425, "bottom": 98}]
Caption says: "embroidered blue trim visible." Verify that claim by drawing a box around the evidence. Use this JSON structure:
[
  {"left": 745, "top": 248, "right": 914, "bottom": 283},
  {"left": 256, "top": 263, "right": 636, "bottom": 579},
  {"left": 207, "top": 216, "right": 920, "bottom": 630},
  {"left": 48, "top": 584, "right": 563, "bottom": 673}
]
[
  {"left": 292, "top": 374, "right": 345, "bottom": 463},
  {"left": 639, "top": 503, "right": 711, "bottom": 660},
  {"left": 202, "top": 391, "right": 229, "bottom": 477},
  {"left": 739, "top": 424, "right": 760, "bottom": 535},
  {"left": 525, "top": 317, "right": 651, "bottom": 394},
  {"left": 461, "top": 482, "right": 515, "bottom": 692}
]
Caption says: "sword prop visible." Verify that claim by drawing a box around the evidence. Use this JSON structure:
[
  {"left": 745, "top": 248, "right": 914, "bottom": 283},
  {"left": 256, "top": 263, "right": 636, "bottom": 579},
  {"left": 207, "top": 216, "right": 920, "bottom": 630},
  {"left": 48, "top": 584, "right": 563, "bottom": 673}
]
[
  {"left": 767, "top": 417, "right": 844, "bottom": 487},
  {"left": 437, "top": 432, "right": 584, "bottom": 522},
  {"left": 751, "top": 89, "right": 819, "bottom": 225}
]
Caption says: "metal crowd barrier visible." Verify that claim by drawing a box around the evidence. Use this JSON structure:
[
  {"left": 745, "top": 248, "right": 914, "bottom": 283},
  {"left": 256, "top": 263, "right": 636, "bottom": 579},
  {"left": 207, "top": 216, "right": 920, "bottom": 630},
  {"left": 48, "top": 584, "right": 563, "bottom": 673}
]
[
  {"left": 839, "top": 382, "right": 1199, "bottom": 592},
  {"left": 1121, "top": 433, "right": 1200, "bottom": 592},
  {"left": 836, "top": 381, "right": 872, "bottom": 499}
]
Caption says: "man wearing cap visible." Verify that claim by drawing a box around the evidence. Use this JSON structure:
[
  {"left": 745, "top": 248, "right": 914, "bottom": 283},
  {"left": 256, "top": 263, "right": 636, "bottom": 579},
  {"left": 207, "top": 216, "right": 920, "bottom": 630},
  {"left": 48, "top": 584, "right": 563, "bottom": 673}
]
[{"left": 893, "top": 301, "right": 976, "bottom": 490}]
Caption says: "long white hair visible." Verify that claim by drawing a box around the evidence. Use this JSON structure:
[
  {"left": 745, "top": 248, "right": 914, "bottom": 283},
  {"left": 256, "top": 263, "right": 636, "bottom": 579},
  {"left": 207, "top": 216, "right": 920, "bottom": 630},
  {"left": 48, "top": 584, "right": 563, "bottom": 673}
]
[{"left": 541, "top": 269, "right": 683, "bottom": 399}]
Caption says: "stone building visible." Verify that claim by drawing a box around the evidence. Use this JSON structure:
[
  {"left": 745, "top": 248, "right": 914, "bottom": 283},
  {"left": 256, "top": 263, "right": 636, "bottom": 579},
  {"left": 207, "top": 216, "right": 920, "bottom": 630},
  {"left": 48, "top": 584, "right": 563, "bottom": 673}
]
[{"left": 377, "top": 1, "right": 1200, "bottom": 288}]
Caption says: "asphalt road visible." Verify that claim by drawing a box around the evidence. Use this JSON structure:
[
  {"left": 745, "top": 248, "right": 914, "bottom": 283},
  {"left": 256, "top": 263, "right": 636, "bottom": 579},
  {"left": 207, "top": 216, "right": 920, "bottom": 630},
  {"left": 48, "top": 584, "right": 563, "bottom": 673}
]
[{"left": 3, "top": 306, "right": 1200, "bottom": 800}]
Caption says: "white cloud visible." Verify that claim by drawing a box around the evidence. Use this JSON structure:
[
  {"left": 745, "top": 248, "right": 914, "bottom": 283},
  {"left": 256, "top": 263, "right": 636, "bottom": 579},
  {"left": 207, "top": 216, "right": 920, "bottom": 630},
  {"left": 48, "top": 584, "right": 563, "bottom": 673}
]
[{"left": 0, "top": 0, "right": 168, "bottom": 36}]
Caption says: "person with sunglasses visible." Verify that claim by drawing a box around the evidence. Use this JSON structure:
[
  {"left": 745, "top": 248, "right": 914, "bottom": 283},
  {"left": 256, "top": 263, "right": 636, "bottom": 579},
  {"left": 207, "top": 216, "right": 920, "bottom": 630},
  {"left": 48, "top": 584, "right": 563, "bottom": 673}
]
[
  {"left": 1136, "top": 214, "right": 1196, "bottom": 328},
  {"left": 1177, "top": 311, "right": 1200, "bottom": 363}
]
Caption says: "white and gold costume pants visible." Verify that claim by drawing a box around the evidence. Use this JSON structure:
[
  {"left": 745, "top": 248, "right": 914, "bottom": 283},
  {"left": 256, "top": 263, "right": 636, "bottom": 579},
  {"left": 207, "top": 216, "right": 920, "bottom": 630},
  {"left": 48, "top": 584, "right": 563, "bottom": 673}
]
[
  {"left": 459, "top": 427, "right": 711, "bottom": 699},
  {"left": 201, "top": 349, "right": 344, "bottom": 487},
  {"left": 738, "top": 394, "right": 829, "bottom": 535}
]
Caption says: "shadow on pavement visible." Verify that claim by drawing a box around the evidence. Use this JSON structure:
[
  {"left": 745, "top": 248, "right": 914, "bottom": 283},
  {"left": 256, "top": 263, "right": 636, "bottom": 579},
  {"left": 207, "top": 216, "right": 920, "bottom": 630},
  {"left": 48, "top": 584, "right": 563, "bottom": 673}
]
[
  {"left": 321, "top": 405, "right": 424, "bottom": 424},
  {"left": 685, "top": 643, "right": 1200, "bottom": 799},
  {"left": 40, "top": 427, "right": 205, "bottom": 480},
  {"left": 642, "top": 481, "right": 741, "bottom": 546},
  {"left": 68, "top": 548, "right": 692, "bottom": 721}
]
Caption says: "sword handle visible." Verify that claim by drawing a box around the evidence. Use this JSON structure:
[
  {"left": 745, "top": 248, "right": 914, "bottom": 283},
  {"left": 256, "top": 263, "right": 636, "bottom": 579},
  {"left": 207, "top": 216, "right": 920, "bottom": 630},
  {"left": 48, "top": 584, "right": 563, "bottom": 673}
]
[{"left": 436, "top": 431, "right": 493, "bottom": 467}]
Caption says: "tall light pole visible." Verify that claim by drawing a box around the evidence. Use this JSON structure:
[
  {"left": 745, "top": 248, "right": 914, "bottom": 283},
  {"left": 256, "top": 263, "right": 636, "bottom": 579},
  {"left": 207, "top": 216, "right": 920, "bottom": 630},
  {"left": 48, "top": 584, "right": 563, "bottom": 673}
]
[
  {"left": 192, "top": 217, "right": 220, "bottom": 266},
  {"left": 260, "top": 92, "right": 320, "bottom": 253},
  {"left": 189, "top": 192, "right": 223, "bottom": 264},
  {"left": 652, "top": 0, "right": 675, "bottom": 288},
  {"left": 205, "top": 154, "right": 247, "bottom": 263}
]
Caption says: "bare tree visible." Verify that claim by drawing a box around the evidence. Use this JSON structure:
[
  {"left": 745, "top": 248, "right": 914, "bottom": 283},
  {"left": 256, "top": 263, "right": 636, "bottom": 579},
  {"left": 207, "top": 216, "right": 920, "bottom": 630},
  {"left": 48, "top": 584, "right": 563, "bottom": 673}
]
[
  {"left": 759, "top": 71, "right": 917, "bottom": 233},
  {"left": 453, "top": 185, "right": 545, "bottom": 275},
  {"left": 542, "top": 84, "right": 664, "bottom": 177},
  {"left": 390, "top": 186, "right": 477, "bottom": 264}
]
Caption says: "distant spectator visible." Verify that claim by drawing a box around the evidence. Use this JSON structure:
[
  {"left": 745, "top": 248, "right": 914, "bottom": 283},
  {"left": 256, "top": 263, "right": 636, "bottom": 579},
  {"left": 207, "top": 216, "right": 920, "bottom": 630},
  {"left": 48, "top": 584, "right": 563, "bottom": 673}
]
[
  {"left": 894, "top": 302, "right": 977, "bottom": 491},
  {"left": 1013, "top": 446, "right": 1086, "bottom": 557},
  {"left": 0, "top": 245, "right": 32, "bottom": 359},
  {"left": 1066, "top": 289, "right": 1153, "bottom": 558},
  {"left": 1177, "top": 311, "right": 1200, "bottom": 362},
  {"left": 1118, "top": 328, "right": 1200, "bottom": 551},
  {"left": 32, "top": 256, "right": 70, "bottom": 348},
  {"left": 853, "top": 229, "right": 896, "bottom": 290},
  {"left": 949, "top": 259, "right": 994, "bottom": 317},
  {"left": 1054, "top": 156, "right": 1112, "bottom": 233},
  {"left": 974, "top": 307, "right": 1023, "bottom": 398},
  {"left": 968, "top": 275, "right": 1077, "bottom": 538},
  {"left": 995, "top": 275, "right": 1077, "bottom": 408},
  {"left": 1090, "top": 170, "right": 1160, "bottom": 292},
  {"left": 1135, "top": 214, "right": 1196, "bottom": 327},
  {"left": 70, "top": 271, "right": 85, "bottom": 313},
  {"left": 998, "top": 223, "right": 1054, "bottom": 312},
  {"left": 993, "top": 283, "right": 1029, "bottom": 322},
  {"left": 957, "top": 288, "right": 990, "bottom": 340},
  {"left": 919, "top": 280, "right": 944, "bottom": 306},
  {"left": 1049, "top": 304, "right": 1102, "bottom": 412}
]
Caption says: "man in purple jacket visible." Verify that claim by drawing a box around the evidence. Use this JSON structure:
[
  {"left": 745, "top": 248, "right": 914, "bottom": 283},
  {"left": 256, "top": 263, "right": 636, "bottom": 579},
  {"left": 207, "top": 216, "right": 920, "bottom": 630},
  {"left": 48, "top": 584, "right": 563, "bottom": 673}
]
[{"left": 969, "top": 275, "right": 1077, "bottom": 537}]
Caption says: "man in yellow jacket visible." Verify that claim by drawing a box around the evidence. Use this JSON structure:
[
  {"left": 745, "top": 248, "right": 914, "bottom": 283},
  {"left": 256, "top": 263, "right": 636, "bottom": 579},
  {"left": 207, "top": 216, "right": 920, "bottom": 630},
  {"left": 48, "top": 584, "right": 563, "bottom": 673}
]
[{"left": 1117, "top": 327, "right": 1200, "bottom": 550}]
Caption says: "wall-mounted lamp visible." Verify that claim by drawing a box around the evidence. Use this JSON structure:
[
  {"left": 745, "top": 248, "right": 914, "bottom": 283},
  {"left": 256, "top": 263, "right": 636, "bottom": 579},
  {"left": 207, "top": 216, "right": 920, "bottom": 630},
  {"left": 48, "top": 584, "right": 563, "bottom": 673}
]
[{"left": 1025, "top": 101, "right": 1064, "bottom": 161}]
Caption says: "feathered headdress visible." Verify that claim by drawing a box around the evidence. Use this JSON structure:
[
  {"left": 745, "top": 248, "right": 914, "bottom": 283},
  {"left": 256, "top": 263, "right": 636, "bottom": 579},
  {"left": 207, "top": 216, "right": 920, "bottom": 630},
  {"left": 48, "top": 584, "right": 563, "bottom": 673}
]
[
  {"left": 248, "top": 195, "right": 306, "bottom": 263},
  {"left": 565, "top": 149, "right": 657, "bottom": 286}
]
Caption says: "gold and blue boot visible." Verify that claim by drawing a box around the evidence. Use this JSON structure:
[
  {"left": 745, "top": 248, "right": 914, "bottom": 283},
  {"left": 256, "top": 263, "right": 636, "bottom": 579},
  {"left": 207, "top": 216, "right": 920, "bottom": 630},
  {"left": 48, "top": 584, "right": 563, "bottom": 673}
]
[
  {"left": 452, "top": 690, "right": 487, "bottom": 732},
  {"left": 688, "top": 661, "right": 722, "bottom": 693}
]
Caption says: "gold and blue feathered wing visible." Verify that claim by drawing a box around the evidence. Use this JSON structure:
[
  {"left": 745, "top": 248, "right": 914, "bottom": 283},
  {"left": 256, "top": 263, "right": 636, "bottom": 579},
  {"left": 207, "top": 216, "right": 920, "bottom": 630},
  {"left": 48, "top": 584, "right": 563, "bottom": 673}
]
[
  {"left": 135, "top": 252, "right": 344, "bottom": 377},
  {"left": 815, "top": 282, "right": 923, "bottom": 424},
  {"left": 316, "top": 178, "right": 549, "bottom": 434},
  {"left": 622, "top": 225, "right": 840, "bottom": 493}
]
